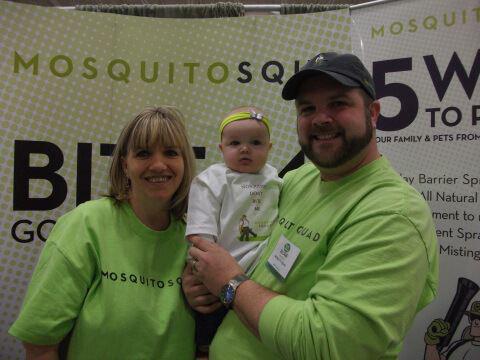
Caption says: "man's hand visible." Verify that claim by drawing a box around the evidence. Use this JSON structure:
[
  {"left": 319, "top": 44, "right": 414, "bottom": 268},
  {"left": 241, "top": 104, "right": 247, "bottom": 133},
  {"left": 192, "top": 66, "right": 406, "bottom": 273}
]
[
  {"left": 181, "top": 262, "right": 222, "bottom": 314},
  {"left": 188, "top": 237, "right": 278, "bottom": 338},
  {"left": 188, "top": 236, "right": 244, "bottom": 296}
]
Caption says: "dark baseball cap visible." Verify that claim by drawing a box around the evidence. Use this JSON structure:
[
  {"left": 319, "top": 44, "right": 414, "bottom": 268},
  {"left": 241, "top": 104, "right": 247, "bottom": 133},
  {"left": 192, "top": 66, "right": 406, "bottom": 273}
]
[{"left": 282, "top": 52, "right": 376, "bottom": 100}]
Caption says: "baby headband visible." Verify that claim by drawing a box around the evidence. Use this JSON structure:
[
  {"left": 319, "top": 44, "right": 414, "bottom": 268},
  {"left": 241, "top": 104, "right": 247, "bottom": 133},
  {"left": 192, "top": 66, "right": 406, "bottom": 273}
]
[{"left": 219, "top": 111, "right": 271, "bottom": 136}]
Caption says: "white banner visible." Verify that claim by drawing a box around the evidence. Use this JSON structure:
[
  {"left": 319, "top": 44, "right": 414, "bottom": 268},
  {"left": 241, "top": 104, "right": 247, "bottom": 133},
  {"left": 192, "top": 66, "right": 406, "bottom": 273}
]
[{"left": 351, "top": 0, "right": 480, "bottom": 358}]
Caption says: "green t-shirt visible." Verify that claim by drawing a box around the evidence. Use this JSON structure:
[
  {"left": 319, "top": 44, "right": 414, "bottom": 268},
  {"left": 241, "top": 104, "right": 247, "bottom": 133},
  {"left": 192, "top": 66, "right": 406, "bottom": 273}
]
[
  {"left": 210, "top": 157, "right": 439, "bottom": 360},
  {"left": 9, "top": 198, "right": 195, "bottom": 360}
]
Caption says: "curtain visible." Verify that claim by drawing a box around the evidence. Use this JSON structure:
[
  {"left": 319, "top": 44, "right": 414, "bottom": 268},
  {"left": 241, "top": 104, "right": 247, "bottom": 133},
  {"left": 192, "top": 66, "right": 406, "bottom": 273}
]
[
  {"left": 75, "top": 3, "right": 245, "bottom": 18},
  {"left": 280, "top": 4, "right": 349, "bottom": 15}
]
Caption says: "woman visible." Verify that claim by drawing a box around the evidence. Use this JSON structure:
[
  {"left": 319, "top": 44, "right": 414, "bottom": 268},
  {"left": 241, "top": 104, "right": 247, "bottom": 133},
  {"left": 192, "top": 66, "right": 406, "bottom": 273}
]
[{"left": 9, "top": 107, "right": 196, "bottom": 359}]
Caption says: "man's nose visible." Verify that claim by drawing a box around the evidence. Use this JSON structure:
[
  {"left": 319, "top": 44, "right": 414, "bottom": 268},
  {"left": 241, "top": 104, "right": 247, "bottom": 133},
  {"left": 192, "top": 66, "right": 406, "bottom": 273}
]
[{"left": 311, "top": 110, "right": 333, "bottom": 125}]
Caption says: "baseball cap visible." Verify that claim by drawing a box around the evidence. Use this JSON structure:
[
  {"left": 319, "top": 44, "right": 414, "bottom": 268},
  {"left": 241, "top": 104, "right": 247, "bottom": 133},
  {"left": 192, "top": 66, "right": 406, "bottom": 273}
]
[{"left": 282, "top": 52, "right": 376, "bottom": 100}]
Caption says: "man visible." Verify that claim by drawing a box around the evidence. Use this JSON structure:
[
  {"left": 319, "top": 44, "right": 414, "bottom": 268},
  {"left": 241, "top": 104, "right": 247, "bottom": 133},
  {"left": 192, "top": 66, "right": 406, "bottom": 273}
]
[{"left": 185, "top": 52, "right": 439, "bottom": 359}]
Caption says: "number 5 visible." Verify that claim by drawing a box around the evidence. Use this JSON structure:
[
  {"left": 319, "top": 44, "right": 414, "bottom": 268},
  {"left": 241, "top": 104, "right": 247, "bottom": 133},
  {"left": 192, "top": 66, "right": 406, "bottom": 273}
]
[{"left": 373, "top": 58, "right": 419, "bottom": 131}]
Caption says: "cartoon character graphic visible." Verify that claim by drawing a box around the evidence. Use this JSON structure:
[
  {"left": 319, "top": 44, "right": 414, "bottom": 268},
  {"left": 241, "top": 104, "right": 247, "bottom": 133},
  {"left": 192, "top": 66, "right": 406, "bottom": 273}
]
[
  {"left": 239, "top": 214, "right": 257, "bottom": 241},
  {"left": 424, "top": 278, "right": 480, "bottom": 360}
]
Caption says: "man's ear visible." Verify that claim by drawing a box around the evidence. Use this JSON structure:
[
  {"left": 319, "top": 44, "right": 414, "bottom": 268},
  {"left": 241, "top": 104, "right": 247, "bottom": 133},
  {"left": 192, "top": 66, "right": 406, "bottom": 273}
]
[{"left": 370, "top": 100, "right": 381, "bottom": 129}]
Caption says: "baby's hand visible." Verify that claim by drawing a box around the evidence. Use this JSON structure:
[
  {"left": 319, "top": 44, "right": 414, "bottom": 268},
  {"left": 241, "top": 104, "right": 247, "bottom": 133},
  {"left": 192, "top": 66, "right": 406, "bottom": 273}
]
[{"left": 187, "top": 233, "right": 216, "bottom": 243}]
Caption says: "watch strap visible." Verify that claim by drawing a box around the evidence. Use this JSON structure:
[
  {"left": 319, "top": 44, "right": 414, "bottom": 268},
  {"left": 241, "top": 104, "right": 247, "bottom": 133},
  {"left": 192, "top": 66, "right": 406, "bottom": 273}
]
[{"left": 230, "top": 274, "right": 249, "bottom": 288}]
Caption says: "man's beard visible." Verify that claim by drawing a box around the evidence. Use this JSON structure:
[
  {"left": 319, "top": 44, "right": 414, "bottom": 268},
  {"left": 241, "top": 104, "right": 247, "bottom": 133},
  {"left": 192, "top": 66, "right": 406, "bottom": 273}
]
[{"left": 300, "top": 109, "right": 373, "bottom": 169}]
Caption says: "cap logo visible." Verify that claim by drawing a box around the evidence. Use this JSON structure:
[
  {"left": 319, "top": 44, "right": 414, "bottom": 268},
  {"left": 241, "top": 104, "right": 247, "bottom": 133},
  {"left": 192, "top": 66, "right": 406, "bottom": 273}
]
[{"left": 314, "top": 55, "right": 325, "bottom": 64}]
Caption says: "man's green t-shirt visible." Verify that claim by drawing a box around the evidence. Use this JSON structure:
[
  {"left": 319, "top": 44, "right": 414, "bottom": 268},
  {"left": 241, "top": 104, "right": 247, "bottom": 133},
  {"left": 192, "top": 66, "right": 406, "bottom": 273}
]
[{"left": 211, "top": 157, "right": 438, "bottom": 359}]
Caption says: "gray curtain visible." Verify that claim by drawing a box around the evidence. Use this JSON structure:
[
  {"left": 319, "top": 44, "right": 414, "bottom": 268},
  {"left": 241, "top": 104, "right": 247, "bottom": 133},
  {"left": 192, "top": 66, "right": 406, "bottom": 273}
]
[
  {"left": 75, "top": 3, "right": 245, "bottom": 18},
  {"left": 280, "top": 4, "right": 349, "bottom": 15}
]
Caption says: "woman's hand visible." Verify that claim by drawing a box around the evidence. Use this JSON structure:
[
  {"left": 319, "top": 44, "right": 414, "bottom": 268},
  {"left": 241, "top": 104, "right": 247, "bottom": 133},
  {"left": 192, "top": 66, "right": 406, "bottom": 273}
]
[{"left": 182, "top": 262, "right": 222, "bottom": 314}]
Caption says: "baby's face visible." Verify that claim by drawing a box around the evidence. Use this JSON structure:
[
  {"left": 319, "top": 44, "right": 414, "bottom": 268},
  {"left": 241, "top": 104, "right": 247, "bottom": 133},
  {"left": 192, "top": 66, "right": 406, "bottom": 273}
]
[{"left": 219, "top": 119, "right": 271, "bottom": 174}]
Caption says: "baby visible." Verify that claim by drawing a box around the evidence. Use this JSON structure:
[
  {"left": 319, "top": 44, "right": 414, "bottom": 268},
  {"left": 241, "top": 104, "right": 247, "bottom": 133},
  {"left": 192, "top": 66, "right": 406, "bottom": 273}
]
[{"left": 186, "top": 106, "right": 282, "bottom": 351}]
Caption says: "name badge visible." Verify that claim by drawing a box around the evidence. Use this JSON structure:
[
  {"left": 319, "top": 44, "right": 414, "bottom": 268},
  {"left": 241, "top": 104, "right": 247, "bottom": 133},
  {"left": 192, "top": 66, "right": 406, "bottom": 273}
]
[{"left": 267, "top": 235, "right": 300, "bottom": 280}]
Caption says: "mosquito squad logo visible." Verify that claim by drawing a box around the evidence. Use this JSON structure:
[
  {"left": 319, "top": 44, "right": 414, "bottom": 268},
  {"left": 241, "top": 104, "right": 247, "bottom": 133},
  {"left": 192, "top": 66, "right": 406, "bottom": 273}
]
[
  {"left": 370, "top": 5, "right": 480, "bottom": 39},
  {"left": 13, "top": 51, "right": 306, "bottom": 86},
  {"left": 280, "top": 243, "right": 291, "bottom": 257},
  {"left": 101, "top": 270, "right": 182, "bottom": 289}
]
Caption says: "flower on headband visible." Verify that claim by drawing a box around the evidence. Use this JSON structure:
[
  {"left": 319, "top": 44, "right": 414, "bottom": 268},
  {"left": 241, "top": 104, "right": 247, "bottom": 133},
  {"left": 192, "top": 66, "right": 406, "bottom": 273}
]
[{"left": 250, "top": 111, "right": 263, "bottom": 121}]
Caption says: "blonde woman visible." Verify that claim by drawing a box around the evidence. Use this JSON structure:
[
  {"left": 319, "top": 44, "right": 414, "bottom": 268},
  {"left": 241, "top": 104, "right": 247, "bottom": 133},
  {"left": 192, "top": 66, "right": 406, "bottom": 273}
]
[{"left": 9, "top": 107, "right": 196, "bottom": 359}]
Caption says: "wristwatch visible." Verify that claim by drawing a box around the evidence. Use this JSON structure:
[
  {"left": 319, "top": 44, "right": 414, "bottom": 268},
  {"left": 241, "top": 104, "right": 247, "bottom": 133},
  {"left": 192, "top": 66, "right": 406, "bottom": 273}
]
[{"left": 219, "top": 274, "right": 249, "bottom": 308}]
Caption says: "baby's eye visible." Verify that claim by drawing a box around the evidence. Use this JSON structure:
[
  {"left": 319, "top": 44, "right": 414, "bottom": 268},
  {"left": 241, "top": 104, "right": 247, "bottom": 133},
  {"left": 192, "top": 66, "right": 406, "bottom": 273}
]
[
  {"left": 230, "top": 140, "right": 240, "bottom": 146},
  {"left": 251, "top": 140, "right": 262, "bottom": 145}
]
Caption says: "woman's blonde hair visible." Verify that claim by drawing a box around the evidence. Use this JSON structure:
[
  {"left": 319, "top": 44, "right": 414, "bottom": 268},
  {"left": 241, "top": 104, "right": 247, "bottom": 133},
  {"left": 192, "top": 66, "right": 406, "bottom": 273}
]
[{"left": 108, "top": 106, "right": 196, "bottom": 219}]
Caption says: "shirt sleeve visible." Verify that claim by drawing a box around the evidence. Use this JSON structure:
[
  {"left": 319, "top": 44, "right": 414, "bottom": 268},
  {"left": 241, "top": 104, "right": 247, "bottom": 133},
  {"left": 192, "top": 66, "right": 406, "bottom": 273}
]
[
  {"left": 8, "top": 212, "right": 96, "bottom": 345},
  {"left": 185, "top": 170, "right": 224, "bottom": 238},
  {"left": 258, "top": 212, "right": 432, "bottom": 359}
]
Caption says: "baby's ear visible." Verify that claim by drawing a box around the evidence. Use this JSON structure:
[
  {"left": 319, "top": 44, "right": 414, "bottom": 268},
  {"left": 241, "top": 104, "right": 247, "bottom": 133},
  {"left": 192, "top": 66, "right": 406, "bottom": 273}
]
[
  {"left": 269, "top": 142, "right": 273, "bottom": 150},
  {"left": 218, "top": 143, "right": 223, "bottom": 152}
]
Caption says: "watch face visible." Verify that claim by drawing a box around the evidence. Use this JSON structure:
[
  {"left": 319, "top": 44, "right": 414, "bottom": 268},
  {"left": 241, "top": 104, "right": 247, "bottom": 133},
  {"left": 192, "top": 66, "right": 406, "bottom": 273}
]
[
  {"left": 220, "top": 284, "right": 235, "bottom": 306},
  {"left": 220, "top": 274, "right": 248, "bottom": 307},
  {"left": 225, "top": 286, "right": 235, "bottom": 303}
]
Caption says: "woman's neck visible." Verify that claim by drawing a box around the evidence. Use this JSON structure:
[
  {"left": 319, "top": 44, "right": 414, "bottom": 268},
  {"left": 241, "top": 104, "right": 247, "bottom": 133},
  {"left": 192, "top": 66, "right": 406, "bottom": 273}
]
[{"left": 128, "top": 199, "right": 171, "bottom": 231}]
